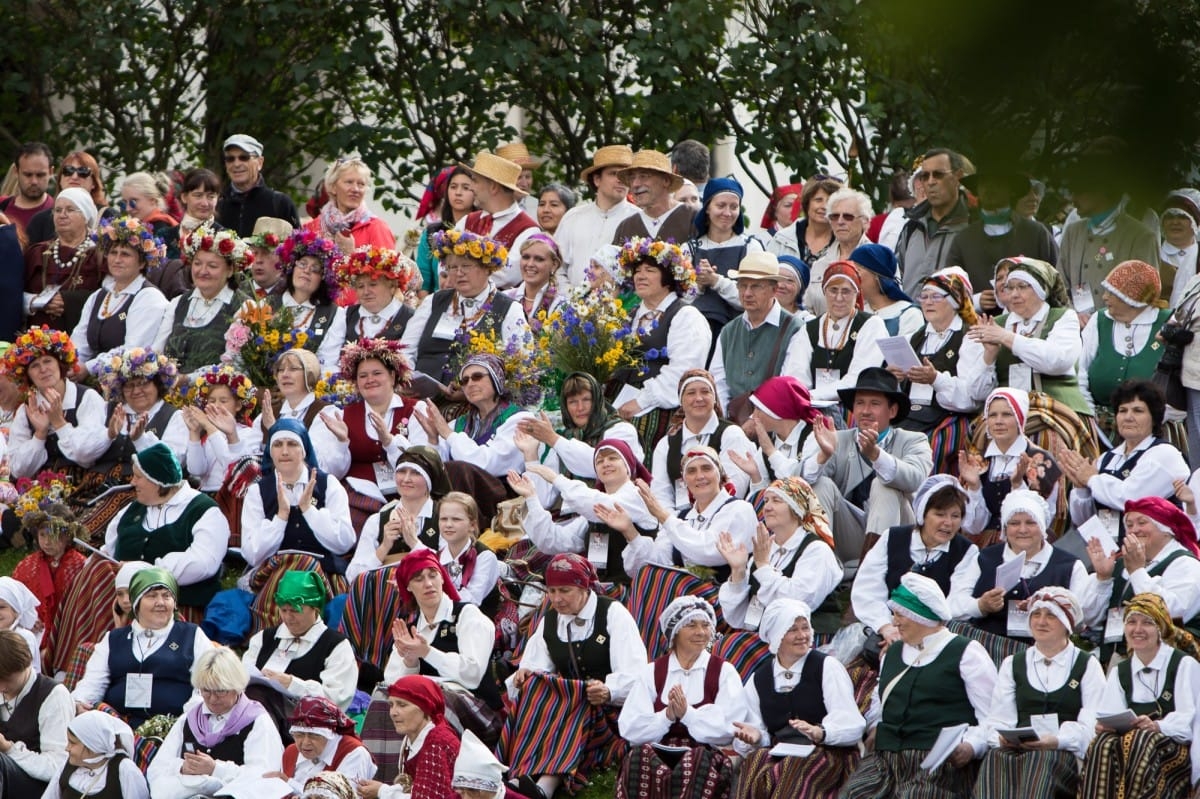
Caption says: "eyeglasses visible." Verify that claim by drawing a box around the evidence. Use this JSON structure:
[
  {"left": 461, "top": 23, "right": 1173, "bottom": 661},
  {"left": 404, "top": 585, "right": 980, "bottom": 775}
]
[
  {"left": 461, "top": 372, "right": 490, "bottom": 384},
  {"left": 827, "top": 213, "right": 859, "bottom": 222},
  {"left": 61, "top": 165, "right": 93, "bottom": 178},
  {"left": 199, "top": 688, "right": 235, "bottom": 697},
  {"left": 917, "top": 292, "right": 949, "bottom": 303},
  {"left": 224, "top": 153, "right": 256, "bottom": 163},
  {"left": 914, "top": 169, "right": 954, "bottom": 183},
  {"left": 296, "top": 263, "right": 325, "bottom": 275},
  {"left": 443, "top": 263, "right": 479, "bottom": 273}
]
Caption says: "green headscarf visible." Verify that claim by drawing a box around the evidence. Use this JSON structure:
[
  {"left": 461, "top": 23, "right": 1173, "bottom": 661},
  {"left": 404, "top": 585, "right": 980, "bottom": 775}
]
[
  {"left": 128, "top": 567, "right": 179, "bottom": 611},
  {"left": 274, "top": 570, "right": 327, "bottom": 610},
  {"left": 559, "top": 371, "right": 623, "bottom": 445}
]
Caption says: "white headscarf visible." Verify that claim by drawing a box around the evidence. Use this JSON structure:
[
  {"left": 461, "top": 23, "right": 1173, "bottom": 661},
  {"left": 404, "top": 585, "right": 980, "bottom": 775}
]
[
  {"left": 758, "top": 598, "right": 812, "bottom": 654},
  {"left": 0, "top": 577, "right": 39, "bottom": 629},
  {"left": 69, "top": 711, "right": 135, "bottom": 765},
  {"left": 115, "top": 561, "right": 153, "bottom": 591},
  {"left": 56, "top": 187, "right": 99, "bottom": 229},
  {"left": 1000, "top": 488, "right": 1051, "bottom": 540}
]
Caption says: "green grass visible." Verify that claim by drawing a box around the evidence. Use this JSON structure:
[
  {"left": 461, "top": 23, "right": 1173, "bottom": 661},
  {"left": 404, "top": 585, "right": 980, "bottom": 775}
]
[{"left": 0, "top": 547, "right": 23, "bottom": 577}]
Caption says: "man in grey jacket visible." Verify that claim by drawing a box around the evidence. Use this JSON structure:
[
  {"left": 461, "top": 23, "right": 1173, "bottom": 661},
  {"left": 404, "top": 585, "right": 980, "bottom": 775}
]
[{"left": 897, "top": 148, "right": 971, "bottom": 295}]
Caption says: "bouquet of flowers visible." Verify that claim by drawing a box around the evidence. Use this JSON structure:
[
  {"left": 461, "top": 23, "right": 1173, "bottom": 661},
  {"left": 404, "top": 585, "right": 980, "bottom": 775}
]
[
  {"left": 222, "top": 299, "right": 309, "bottom": 387},
  {"left": 135, "top": 714, "right": 177, "bottom": 742},
  {"left": 452, "top": 326, "right": 550, "bottom": 408},
  {"left": 13, "top": 470, "right": 74, "bottom": 519},
  {"left": 535, "top": 283, "right": 644, "bottom": 386},
  {"left": 314, "top": 371, "right": 360, "bottom": 408}
]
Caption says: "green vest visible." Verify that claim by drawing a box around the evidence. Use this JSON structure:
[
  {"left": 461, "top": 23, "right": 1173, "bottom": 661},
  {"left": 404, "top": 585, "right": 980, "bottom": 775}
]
[
  {"left": 994, "top": 307, "right": 1091, "bottom": 417},
  {"left": 1118, "top": 647, "right": 1186, "bottom": 719},
  {"left": 876, "top": 634, "right": 975, "bottom": 752},
  {"left": 717, "top": 309, "right": 803, "bottom": 400},
  {"left": 1088, "top": 308, "right": 1170, "bottom": 412},
  {"left": 1013, "top": 648, "right": 1089, "bottom": 726},
  {"left": 114, "top": 493, "right": 221, "bottom": 608}
]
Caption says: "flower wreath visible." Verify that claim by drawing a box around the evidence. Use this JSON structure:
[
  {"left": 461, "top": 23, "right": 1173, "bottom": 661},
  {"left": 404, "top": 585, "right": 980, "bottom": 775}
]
[
  {"left": 337, "top": 337, "right": 413, "bottom": 386},
  {"left": 277, "top": 230, "right": 342, "bottom": 301},
  {"left": 334, "top": 245, "right": 417, "bottom": 291},
  {"left": 92, "top": 347, "right": 180, "bottom": 399},
  {"left": 184, "top": 364, "right": 258, "bottom": 424},
  {"left": 431, "top": 229, "right": 508, "bottom": 274},
  {"left": 98, "top": 215, "right": 166, "bottom": 270},
  {"left": 182, "top": 228, "right": 255, "bottom": 270},
  {"left": 4, "top": 326, "right": 76, "bottom": 386},
  {"left": 618, "top": 237, "right": 697, "bottom": 299}
]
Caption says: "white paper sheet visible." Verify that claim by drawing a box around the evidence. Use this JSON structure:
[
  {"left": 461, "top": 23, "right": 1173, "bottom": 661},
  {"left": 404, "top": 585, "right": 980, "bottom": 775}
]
[
  {"left": 1096, "top": 709, "right": 1137, "bottom": 733},
  {"left": 1079, "top": 515, "right": 1119, "bottom": 558},
  {"left": 993, "top": 552, "right": 1026, "bottom": 594},
  {"left": 768, "top": 742, "right": 815, "bottom": 757},
  {"left": 876, "top": 336, "right": 921, "bottom": 371},
  {"left": 919, "top": 723, "right": 969, "bottom": 771}
]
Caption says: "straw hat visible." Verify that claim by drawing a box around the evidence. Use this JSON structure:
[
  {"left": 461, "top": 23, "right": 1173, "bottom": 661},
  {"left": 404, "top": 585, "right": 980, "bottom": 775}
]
[
  {"left": 459, "top": 151, "right": 523, "bottom": 194},
  {"left": 728, "top": 251, "right": 781, "bottom": 281},
  {"left": 495, "top": 142, "right": 545, "bottom": 169},
  {"left": 617, "top": 150, "right": 684, "bottom": 192},
  {"left": 580, "top": 145, "right": 634, "bottom": 182}
]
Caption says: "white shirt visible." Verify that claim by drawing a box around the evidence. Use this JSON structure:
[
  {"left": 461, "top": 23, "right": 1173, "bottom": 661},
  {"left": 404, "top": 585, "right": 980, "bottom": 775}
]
[
  {"left": 510, "top": 591, "right": 647, "bottom": 704},
  {"left": 101, "top": 487, "right": 229, "bottom": 589},
  {"left": 239, "top": 471, "right": 356, "bottom": 570},
  {"left": 535, "top": 419, "right": 643, "bottom": 500},
  {"left": 948, "top": 543, "right": 1105, "bottom": 627},
  {"left": 870, "top": 299, "right": 925, "bottom": 338},
  {"left": 734, "top": 652, "right": 866, "bottom": 754},
  {"left": 1097, "top": 644, "right": 1198, "bottom": 744},
  {"left": 284, "top": 734, "right": 376, "bottom": 796},
  {"left": 1089, "top": 539, "right": 1200, "bottom": 623},
  {"left": 1162, "top": 240, "right": 1198, "bottom": 309},
  {"left": 347, "top": 497, "right": 435, "bottom": 583},
  {"left": 2, "top": 669, "right": 72, "bottom": 782},
  {"left": 1078, "top": 305, "right": 1163, "bottom": 412},
  {"left": 618, "top": 651, "right": 746, "bottom": 746},
  {"left": 352, "top": 298, "right": 404, "bottom": 340},
  {"left": 108, "top": 399, "right": 189, "bottom": 461},
  {"left": 399, "top": 286, "right": 531, "bottom": 377},
  {"left": 384, "top": 594, "right": 495, "bottom": 691},
  {"left": 418, "top": 539, "right": 500, "bottom": 608},
  {"left": 70, "top": 276, "right": 169, "bottom": 372},
  {"left": 454, "top": 203, "right": 537, "bottom": 289},
  {"left": 628, "top": 493, "right": 759, "bottom": 570},
  {"left": 790, "top": 312, "right": 889, "bottom": 402},
  {"left": 878, "top": 207, "right": 909, "bottom": 252},
  {"left": 275, "top": 393, "right": 347, "bottom": 475},
  {"left": 7, "top": 382, "right": 108, "bottom": 477},
  {"left": 186, "top": 422, "right": 262, "bottom": 492},
  {"left": 555, "top": 200, "right": 638, "bottom": 286},
  {"left": 974, "top": 302, "right": 1081, "bottom": 398},
  {"left": 72, "top": 621, "right": 214, "bottom": 706},
  {"left": 984, "top": 644, "right": 1105, "bottom": 759},
  {"left": 325, "top": 396, "right": 412, "bottom": 482},
  {"left": 1068, "top": 436, "right": 1190, "bottom": 526},
  {"left": 649, "top": 414, "right": 754, "bottom": 510},
  {"left": 281, "top": 292, "right": 348, "bottom": 369},
  {"left": 623, "top": 294, "right": 711, "bottom": 411},
  {"left": 748, "top": 422, "right": 820, "bottom": 494},
  {"left": 909, "top": 317, "right": 987, "bottom": 413},
  {"left": 145, "top": 699, "right": 284, "bottom": 799},
  {"left": 407, "top": 399, "right": 533, "bottom": 478},
  {"left": 719, "top": 532, "right": 842, "bottom": 630},
  {"left": 242, "top": 620, "right": 359, "bottom": 710},
  {"left": 42, "top": 755, "right": 149, "bottom": 799},
  {"left": 850, "top": 527, "right": 979, "bottom": 633}
]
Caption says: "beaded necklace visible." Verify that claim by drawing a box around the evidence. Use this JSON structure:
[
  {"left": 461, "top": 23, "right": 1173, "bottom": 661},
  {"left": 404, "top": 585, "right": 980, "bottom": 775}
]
[{"left": 49, "top": 238, "right": 95, "bottom": 286}]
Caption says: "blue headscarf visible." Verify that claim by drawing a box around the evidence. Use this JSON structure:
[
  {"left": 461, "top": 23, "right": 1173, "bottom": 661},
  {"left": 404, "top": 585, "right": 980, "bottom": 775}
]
[
  {"left": 262, "top": 417, "right": 320, "bottom": 473},
  {"left": 693, "top": 177, "right": 745, "bottom": 237},
  {"left": 849, "top": 243, "right": 910, "bottom": 303},
  {"left": 777, "top": 254, "right": 811, "bottom": 296}
]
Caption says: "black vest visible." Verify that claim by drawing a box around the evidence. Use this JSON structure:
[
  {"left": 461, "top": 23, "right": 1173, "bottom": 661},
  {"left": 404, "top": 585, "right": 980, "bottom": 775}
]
[
  {"left": 970, "top": 544, "right": 1078, "bottom": 640},
  {"left": 806, "top": 312, "right": 870, "bottom": 383},
  {"left": 267, "top": 295, "right": 338, "bottom": 355},
  {"left": 93, "top": 401, "right": 177, "bottom": 478},
  {"left": 591, "top": 519, "right": 658, "bottom": 585},
  {"left": 665, "top": 420, "right": 733, "bottom": 485},
  {"left": 255, "top": 624, "right": 344, "bottom": 682},
  {"left": 44, "top": 389, "right": 98, "bottom": 470},
  {"left": 377, "top": 502, "right": 439, "bottom": 557},
  {"left": 58, "top": 754, "right": 128, "bottom": 799},
  {"left": 748, "top": 534, "right": 841, "bottom": 631},
  {"left": 1118, "top": 648, "right": 1186, "bottom": 719},
  {"left": 86, "top": 290, "right": 136, "bottom": 356},
  {"left": 415, "top": 602, "right": 504, "bottom": 710},
  {"left": 610, "top": 300, "right": 685, "bottom": 389},
  {"left": 899, "top": 325, "right": 968, "bottom": 431},
  {"left": 345, "top": 303, "right": 414, "bottom": 344},
  {"left": 414, "top": 289, "right": 515, "bottom": 381},
  {"left": 164, "top": 293, "right": 241, "bottom": 373},
  {"left": 543, "top": 596, "right": 614, "bottom": 681},
  {"left": 0, "top": 673, "right": 57, "bottom": 752},
  {"left": 688, "top": 241, "right": 746, "bottom": 331},
  {"left": 257, "top": 472, "right": 345, "bottom": 575},
  {"left": 881, "top": 525, "right": 974, "bottom": 597},
  {"left": 182, "top": 716, "right": 255, "bottom": 763},
  {"left": 670, "top": 504, "right": 734, "bottom": 582},
  {"left": 753, "top": 650, "right": 830, "bottom": 744}
]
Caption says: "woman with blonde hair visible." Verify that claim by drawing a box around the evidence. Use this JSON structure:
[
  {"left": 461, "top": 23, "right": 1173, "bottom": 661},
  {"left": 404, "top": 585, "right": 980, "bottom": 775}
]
[
  {"left": 304, "top": 155, "right": 396, "bottom": 254},
  {"left": 119, "top": 171, "right": 178, "bottom": 237}
]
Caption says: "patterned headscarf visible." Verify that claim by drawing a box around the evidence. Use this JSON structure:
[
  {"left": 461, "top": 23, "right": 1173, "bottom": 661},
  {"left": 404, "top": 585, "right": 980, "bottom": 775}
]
[
  {"left": 544, "top": 552, "right": 599, "bottom": 591},
  {"left": 764, "top": 477, "right": 834, "bottom": 549},
  {"left": 302, "top": 773, "right": 356, "bottom": 799},
  {"left": 922, "top": 268, "right": 978, "bottom": 326},
  {"left": 288, "top": 695, "right": 356, "bottom": 738},
  {"left": 1124, "top": 593, "right": 1200, "bottom": 661},
  {"left": 659, "top": 595, "right": 716, "bottom": 647},
  {"left": 1028, "top": 586, "right": 1082, "bottom": 634}
]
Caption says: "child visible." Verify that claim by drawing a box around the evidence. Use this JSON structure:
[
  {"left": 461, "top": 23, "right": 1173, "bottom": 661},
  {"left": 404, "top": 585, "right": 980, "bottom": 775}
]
[
  {"left": 42, "top": 710, "right": 149, "bottom": 798},
  {"left": 10, "top": 503, "right": 86, "bottom": 650},
  {"left": 111, "top": 560, "right": 152, "bottom": 629}
]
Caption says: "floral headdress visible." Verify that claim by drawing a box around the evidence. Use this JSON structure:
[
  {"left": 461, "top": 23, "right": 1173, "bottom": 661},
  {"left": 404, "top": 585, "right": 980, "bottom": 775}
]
[
  {"left": 181, "top": 228, "right": 254, "bottom": 270},
  {"left": 618, "top": 237, "right": 697, "bottom": 299},
  {"left": 4, "top": 327, "right": 76, "bottom": 386},
  {"left": 98, "top": 215, "right": 166, "bottom": 270},
  {"left": 337, "top": 338, "right": 413, "bottom": 386},
  {"left": 183, "top": 364, "right": 258, "bottom": 425},
  {"left": 334, "top": 245, "right": 416, "bottom": 291},
  {"left": 91, "top": 347, "right": 180, "bottom": 400},
  {"left": 431, "top": 229, "right": 508, "bottom": 274},
  {"left": 277, "top": 230, "right": 342, "bottom": 300}
]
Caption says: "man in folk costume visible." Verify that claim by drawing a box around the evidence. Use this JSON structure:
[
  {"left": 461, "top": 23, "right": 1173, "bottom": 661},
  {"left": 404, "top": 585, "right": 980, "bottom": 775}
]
[
  {"left": 610, "top": 150, "right": 696, "bottom": 247},
  {"left": 457, "top": 152, "right": 539, "bottom": 290},
  {"left": 555, "top": 145, "right": 637, "bottom": 285}
]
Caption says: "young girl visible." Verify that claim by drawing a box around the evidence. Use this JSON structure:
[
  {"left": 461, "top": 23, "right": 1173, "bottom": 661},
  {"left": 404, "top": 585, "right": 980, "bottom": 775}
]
[
  {"left": 10, "top": 502, "right": 86, "bottom": 650},
  {"left": 43, "top": 710, "right": 149, "bottom": 798},
  {"left": 111, "top": 560, "right": 152, "bottom": 628},
  {"left": 416, "top": 491, "right": 499, "bottom": 610}
]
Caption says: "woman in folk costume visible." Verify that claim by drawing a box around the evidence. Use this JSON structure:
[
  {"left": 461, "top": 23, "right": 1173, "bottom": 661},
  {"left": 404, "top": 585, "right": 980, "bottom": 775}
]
[
  {"left": 500, "top": 553, "right": 648, "bottom": 799},
  {"left": 42, "top": 710, "right": 149, "bottom": 799},
  {"left": 733, "top": 599, "right": 865, "bottom": 799},
  {"left": 1078, "top": 592, "right": 1200, "bottom": 799},
  {"left": 268, "top": 696, "right": 376, "bottom": 795},
  {"left": 358, "top": 675, "right": 459, "bottom": 799},
  {"left": 841, "top": 572, "right": 998, "bottom": 799},
  {"left": 616, "top": 596, "right": 745, "bottom": 799},
  {"left": 452, "top": 729, "right": 528, "bottom": 799},
  {"left": 974, "top": 587, "right": 1105, "bottom": 799}
]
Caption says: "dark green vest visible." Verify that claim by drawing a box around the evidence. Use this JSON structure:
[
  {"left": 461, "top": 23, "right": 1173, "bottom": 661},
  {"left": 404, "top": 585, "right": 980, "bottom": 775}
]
[
  {"left": 1013, "top": 648, "right": 1089, "bottom": 726},
  {"left": 717, "top": 309, "right": 803, "bottom": 400},
  {"left": 1118, "top": 647, "right": 1186, "bottom": 719},
  {"left": 114, "top": 493, "right": 221, "bottom": 608},
  {"left": 994, "top": 307, "right": 1091, "bottom": 417},
  {"left": 876, "top": 634, "right": 975, "bottom": 751},
  {"left": 1088, "top": 308, "right": 1170, "bottom": 412}
]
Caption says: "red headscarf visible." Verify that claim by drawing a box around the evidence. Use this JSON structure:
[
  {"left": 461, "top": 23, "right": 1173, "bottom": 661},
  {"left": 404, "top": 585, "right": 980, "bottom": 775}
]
[
  {"left": 387, "top": 675, "right": 446, "bottom": 724},
  {"left": 760, "top": 183, "right": 804, "bottom": 229},
  {"left": 822, "top": 261, "right": 865, "bottom": 310},
  {"left": 1125, "top": 497, "right": 1200, "bottom": 557},
  {"left": 544, "top": 553, "right": 599, "bottom": 590},
  {"left": 594, "top": 438, "right": 652, "bottom": 490},
  {"left": 394, "top": 549, "right": 460, "bottom": 606},
  {"left": 288, "top": 696, "right": 357, "bottom": 736},
  {"left": 415, "top": 166, "right": 454, "bottom": 222}
]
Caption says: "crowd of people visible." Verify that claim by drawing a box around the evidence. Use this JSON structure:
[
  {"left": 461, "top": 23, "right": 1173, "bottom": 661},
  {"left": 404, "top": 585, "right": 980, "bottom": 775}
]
[{"left": 0, "top": 134, "right": 1198, "bottom": 799}]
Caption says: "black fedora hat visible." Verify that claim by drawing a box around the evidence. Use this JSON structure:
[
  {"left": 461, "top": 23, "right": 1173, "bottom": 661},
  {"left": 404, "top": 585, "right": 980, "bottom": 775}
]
[{"left": 837, "top": 367, "right": 911, "bottom": 423}]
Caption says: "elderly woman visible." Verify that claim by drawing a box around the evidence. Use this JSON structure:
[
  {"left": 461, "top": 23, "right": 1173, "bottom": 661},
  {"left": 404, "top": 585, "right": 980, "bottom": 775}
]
[
  {"left": 1087, "top": 496, "right": 1200, "bottom": 661},
  {"left": 118, "top": 172, "right": 178, "bottom": 237},
  {"left": 304, "top": 155, "right": 396, "bottom": 254},
  {"left": 43, "top": 711, "right": 148, "bottom": 799},
  {"left": 1078, "top": 593, "right": 1200, "bottom": 799},
  {"left": 401, "top": 229, "right": 529, "bottom": 386},
  {"left": 728, "top": 375, "right": 825, "bottom": 496},
  {"left": 243, "top": 570, "right": 358, "bottom": 726},
  {"left": 509, "top": 438, "right": 658, "bottom": 585},
  {"left": 607, "top": 237, "right": 709, "bottom": 455},
  {"left": 791, "top": 261, "right": 887, "bottom": 403},
  {"left": 717, "top": 477, "right": 842, "bottom": 633},
  {"left": 806, "top": 188, "right": 873, "bottom": 315},
  {"left": 0, "top": 629, "right": 72, "bottom": 797},
  {"left": 11, "top": 504, "right": 85, "bottom": 650},
  {"left": 70, "top": 215, "right": 170, "bottom": 373},
  {"left": 1079, "top": 260, "right": 1173, "bottom": 437},
  {"left": 774, "top": 254, "right": 811, "bottom": 318},
  {"left": 503, "top": 233, "right": 564, "bottom": 323},
  {"left": 415, "top": 165, "right": 475, "bottom": 295},
  {"left": 146, "top": 647, "right": 284, "bottom": 799},
  {"left": 950, "top": 489, "right": 1100, "bottom": 644},
  {"left": 72, "top": 567, "right": 214, "bottom": 725},
  {"left": 975, "top": 587, "right": 1105, "bottom": 799},
  {"left": 153, "top": 228, "right": 253, "bottom": 373},
  {"left": 733, "top": 599, "right": 866, "bottom": 799},
  {"left": 25, "top": 151, "right": 108, "bottom": 246},
  {"left": 841, "top": 573, "right": 997, "bottom": 799},
  {"left": 241, "top": 420, "right": 355, "bottom": 578},
  {"left": 851, "top": 475, "right": 979, "bottom": 650},
  {"left": 272, "top": 230, "right": 347, "bottom": 367},
  {"left": 258, "top": 348, "right": 343, "bottom": 471},
  {"left": 358, "top": 675, "right": 460, "bottom": 799},
  {"left": 102, "top": 443, "right": 230, "bottom": 614},
  {"left": 338, "top": 245, "right": 417, "bottom": 344},
  {"left": 4, "top": 327, "right": 107, "bottom": 478},
  {"left": 384, "top": 549, "right": 502, "bottom": 745},
  {"left": 767, "top": 176, "right": 841, "bottom": 265},
  {"left": 182, "top": 364, "right": 261, "bottom": 492},
  {"left": 23, "top": 187, "right": 102, "bottom": 331},
  {"left": 502, "top": 553, "right": 648, "bottom": 799},
  {"left": 967, "top": 256, "right": 1093, "bottom": 423},
  {"left": 617, "top": 596, "right": 745, "bottom": 799},
  {"left": 265, "top": 696, "right": 375, "bottom": 794}
]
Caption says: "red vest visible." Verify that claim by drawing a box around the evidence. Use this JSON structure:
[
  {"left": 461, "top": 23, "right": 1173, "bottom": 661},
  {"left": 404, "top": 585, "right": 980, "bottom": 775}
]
[
  {"left": 464, "top": 209, "right": 539, "bottom": 249},
  {"left": 283, "top": 734, "right": 366, "bottom": 776}
]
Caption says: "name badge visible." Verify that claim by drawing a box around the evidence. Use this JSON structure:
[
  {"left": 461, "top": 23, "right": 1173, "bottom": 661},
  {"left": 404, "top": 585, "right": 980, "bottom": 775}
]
[
  {"left": 432, "top": 314, "right": 458, "bottom": 340},
  {"left": 1006, "top": 601, "right": 1031, "bottom": 637},
  {"left": 1105, "top": 606, "right": 1125, "bottom": 644},
  {"left": 587, "top": 531, "right": 609, "bottom": 569},
  {"left": 125, "top": 673, "right": 154, "bottom": 709},
  {"left": 1030, "top": 713, "right": 1059, "bottom": 737},
  {"left": 909, "top": 382, "right": 935, "bottom": 405},
  {"left": 743, "top": 594, "right": 766, "bottom": 629},
  {"left": 1008, "top": 364, "right": 1032, "bottom": 392},
  {"left": 814, "top": 368, "right": 841, "bottom": 394},
  {"left": 374, "top": 461, "right": 398, "bottom": 495},
  {"left": 1072, "top": 285, "right": 1095, "bottom": 314}
]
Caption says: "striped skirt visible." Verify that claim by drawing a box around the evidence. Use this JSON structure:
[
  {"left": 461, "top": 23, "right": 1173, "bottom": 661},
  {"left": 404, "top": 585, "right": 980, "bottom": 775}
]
[
  {"left": 711, "top": 631, "right": 771, "bottom": 682},
  {"left": 633, "top": 408, "right": 676, "bottom": 467},
  {"left": 345, "top": 485, "right": 385, "bottom": 542},
  {"left": 342, "top": 565, "right": 403, "bottom": 673},
  {"left": 974, "top": 748, "right": 1078, "bottom": 799},
  {"left": 840, "top": 749, "right": 980, "bottom": 799},
  {"left": 926, "top": 414, "right": 970, "bottom": 477},
  {"left": 499, "top": 673, "right": 624, "bottom": 795},
  {"left": 48, "top": 555, "right": 117, "bottom": 674},
  {"left": 735, "top": 745, "right": 858, "bottom": 799},
  {"left": 626, "top": 565, "right": 722, "bottom": 658},
  {"left": 74, "top": 487, "right": 136, "bottom": 543},
  {"left": 1078, "top": 730, "right": 1192, "bottom": 799},
  {"left": 617, "top": 742, "right": 732, "bottom": 799},
  {"left": 945, "top": 620, "right": 1029, "bottom": 668},
  {"left": 361, "top": 686, "right": 405, "bottom": 785}
]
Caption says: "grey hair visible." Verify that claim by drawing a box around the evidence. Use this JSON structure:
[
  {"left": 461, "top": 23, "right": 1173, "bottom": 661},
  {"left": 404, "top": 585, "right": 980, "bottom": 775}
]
[{"left": 825, "top": 187, "right": 874, "bottom": 220}]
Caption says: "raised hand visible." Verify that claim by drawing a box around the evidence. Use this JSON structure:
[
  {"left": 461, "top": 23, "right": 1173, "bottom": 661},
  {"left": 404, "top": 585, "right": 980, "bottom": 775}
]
[
  {"left": 260, "top": 389, "right": 277, "bottom": 430},
  {"left": 298, "top": 467, "right": 318, "bottom": 510},
  {"left": 367, "top": 409, "right": 393, "bottom": 448},
  {"left": 634, "top": 478, "right": 670, "bottom": 524},
  {"left": 728, "top": 449, "right": 762, "bottom": 484},
  {"left": 322, "top": 409, "right": 350, "bottom": 443},
  {"left": 506, "top": 469, "right": 536, "bottom": 499},
  {"left": 593, "top": 503, "right": 635, "bottom": 538}
]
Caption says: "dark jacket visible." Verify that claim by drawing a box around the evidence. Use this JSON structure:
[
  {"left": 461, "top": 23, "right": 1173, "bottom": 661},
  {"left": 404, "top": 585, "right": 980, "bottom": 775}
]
[
  {"left": 897, "top": 196, "right": 971, "bottom": 295},
  {"left": 946, "top": 215, "right": 1058, "bottom": 294},
  {"left": 217, "top": 179, "right": 300, "bottom": 237}
]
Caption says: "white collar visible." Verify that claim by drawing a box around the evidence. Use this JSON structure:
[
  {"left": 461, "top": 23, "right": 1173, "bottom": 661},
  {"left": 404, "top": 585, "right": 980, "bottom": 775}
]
[
  {"left": 1003, "top": 542, "right": 1050, "bottom": 565},
  {"left": 984, "top": 435, "right": 1029, "bottom": 459},
  {"left": 922, "top": 315, "right": 963, "bottom": 336},
  {"left": 102, "top": 274, "right": 146, "bottom": 294},
  {"left": 668, "top": 649, "right": 711, "bottom": 675},
  {"left": 773, "top": 651, "right": 809, "bottom": 679},
  {"left": 681, "top": 413, "right": 721, "bottom": 438},
  {"left": 277, "top": 619, "right": 326, "bottom": 643},
  {"left": 406, "top": 720, "right": 436, "bottom": 757},
  {"left": 1106, "top": 305, "right": 1160, "bottom": 326},
  {"left": 743, "top": 300, "right": 783, "bottom": 330},
  {"left": 1133, "top": 644, "right": 1174, "bottom": 671},
  {"left": 187, "top": 286, "right": 234, "bottom": 305},
  {"left": 640, "top": 293, "right": 678, "bottom": 315},
  {"left": 1009, "top": 301, "right": 1050, "bottom": 326},
  {"left": 421, "top": 593, "right": 455, "bottom": 627},
  {"left": 691, "top": 491, "right": 732, "bottom": 518},
  {"left": 130, "top": 619, "right": 175, "bottom": 638},
  {"left": 283, "top": 293, "right": 315, "bottom": 311},
  {"left": 282, "top": 392, "right": 317, "bottom": 416},
  {"left": 458, "top": 284, "right": 494, "bottom": 305},
  {"left": 909, "top": 528, "right": 952, "bottom": 554},
  {"left": 361, "top": 298, "right": 401, "bottom": 321}
]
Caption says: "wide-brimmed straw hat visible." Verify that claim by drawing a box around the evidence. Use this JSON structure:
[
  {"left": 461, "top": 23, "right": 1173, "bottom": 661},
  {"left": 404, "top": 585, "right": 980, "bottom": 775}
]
[
  {"left": 617, "top": 150, "right": 684, "bottom": 193},
  {"left": 580, "top": 145, "right": 634, "bottom": 182},
  {"left": 459, "top": 151, "right": 523, "bottom": 194},
  {"left": 728, "top": 251, "right": 782, "bottom": 282},
  {"left": 495, "top": 142, "right": 546, "bottom": 169}
]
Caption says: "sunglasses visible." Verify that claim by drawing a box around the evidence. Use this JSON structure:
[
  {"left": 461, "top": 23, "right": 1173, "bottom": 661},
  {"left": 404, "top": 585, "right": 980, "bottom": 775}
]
[
  {"left": 61, "top": 165, "right": 93, "bottom": 178},
  {"left": 461, "top": 372, "right": 491, "bottom": 384},
  {"left": 914, "top": 169, "right": 954, "bottom": 183},
  {"left": 827, "top": 213, "right": 859, "bottom": 222},
  {"left": 224, "top": 153, "right": 257, "bottom": 163}
]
